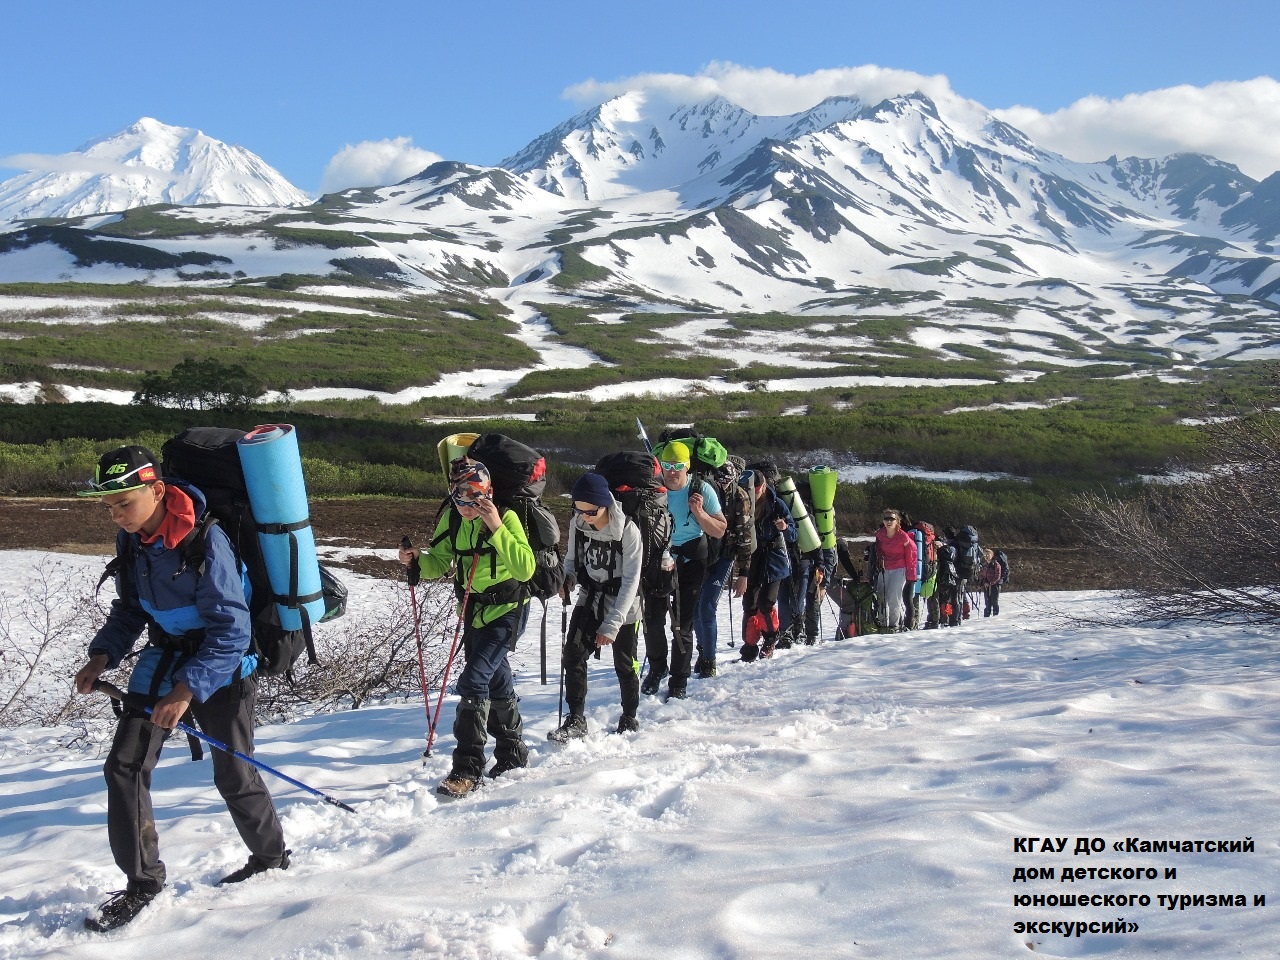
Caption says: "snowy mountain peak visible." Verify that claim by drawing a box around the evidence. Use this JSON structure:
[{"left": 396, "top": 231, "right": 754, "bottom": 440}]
[{"left": 0, "top": 118, "right": 310, "bottom": 222}]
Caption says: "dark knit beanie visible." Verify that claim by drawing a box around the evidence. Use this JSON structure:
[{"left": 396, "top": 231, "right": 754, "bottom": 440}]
[{"left": 571, "top": 472, "right": 612, "bottom": 508}]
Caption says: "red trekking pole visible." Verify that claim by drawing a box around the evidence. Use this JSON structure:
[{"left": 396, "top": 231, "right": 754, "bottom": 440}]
[
  {"left": 402, "top": 537, "right": 433, "bottom": 751},
  {"left": 424, "top": 553, "right": 480, "bottom": 758}
]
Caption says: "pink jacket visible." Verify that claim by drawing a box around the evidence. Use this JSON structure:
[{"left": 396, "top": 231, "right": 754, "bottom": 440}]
[{"left": 875, "top": 527, "right": 918, "bottom": 582}]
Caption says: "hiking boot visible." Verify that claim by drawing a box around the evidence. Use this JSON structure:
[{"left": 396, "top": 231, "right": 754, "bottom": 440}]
[
  {"left": 436, "top": 772, "right": 480, "bottom": 799},
  {"left": 740, "top": 642, "right": 759, "bottom": 663},
  {"left": 803, "top": 633, "right": 817, "bottom": 646},
  {"left": 666, "top": 678, "right": 688, "bottom": 700},
  {"left": 775, "top": 630, "right": 794, "bottom": 650},
  {"left": 641, "top": 668, "right": 668, "bottom": 696},
  {"left": 486, "top": 757, "right": 526, "bottom": 778},
  {"left": 84, "top": 887, "right": 159, "bottom": 932},
  {"left": 615, "top": 715, "right": 640, "bottom": 734},
  {"left": 760, "top": 639, "right": 777, "bottom": 659},
  {"left": 547, "top": 714, "right": 589, "bottom": 743},
  {"left": 694, "top": 657, "right": 718, "bottom": 679},
  {"left": 218, "top": 849, "right": 291, "bottom": 885}
]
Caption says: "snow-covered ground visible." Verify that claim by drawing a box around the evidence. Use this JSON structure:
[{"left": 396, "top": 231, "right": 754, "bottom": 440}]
[{"left": 0, "top": 550, "right": 1276, "bottom": 958}]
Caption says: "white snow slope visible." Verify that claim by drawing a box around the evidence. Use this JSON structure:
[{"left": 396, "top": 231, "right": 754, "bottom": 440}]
[{"left": 0, "top": 551, "right": 1276, "bottom": 959}]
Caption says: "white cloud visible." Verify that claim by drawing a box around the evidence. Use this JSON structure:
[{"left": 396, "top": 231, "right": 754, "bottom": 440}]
[
  {"left": 993, "top": 77, "right": 1280, "bottom": 180},
  {"left": 565, "top": 64, "right": 1280, "bottom": 181},
  {"left": 0, "top": 153, "right": 170, "bottom": 178},
  {"left": 565, "top": 61, "right": 961, "bottom": 118},
  {"left": 320, "top": 137, "right": 444, "bottom": 193}
]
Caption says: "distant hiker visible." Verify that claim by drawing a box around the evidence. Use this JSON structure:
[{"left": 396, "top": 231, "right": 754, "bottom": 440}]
[
  {"left": 775, "top": 480, "right": 832, "bottom": 647},
  {"left": 552, "top": 472, "right": 644, "bottom": 740},
  {"left": 737, "top": 466, "right": 797, "bottom": 661},
  {"left": 947, "top": 525, "right": 982, "bottom": 623},
  {"left": 978, "top": 547, "right": 1004, "bottom": 617},
  {"left": 872, "top": 509, "right": 918, "bottom": 631},
  {"left": 72, "top": 446, "right": 289, "bottom": 933},
  {"left": 934, "top": 537, "right": 961, "bottom": 627},
  {"left": 642, "top": 441, "right": 726, "bottom": 699},
  {"left": 692, "top": 454, "right": 755, "bottom": 678},
  {"left": 399, "top": 457, "right": 535, "bottom": 799}
]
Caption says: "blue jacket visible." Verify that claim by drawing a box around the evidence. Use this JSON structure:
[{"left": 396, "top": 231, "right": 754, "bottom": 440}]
[{"left": 89, "top": 481, "right": 256, "bottom": 702}]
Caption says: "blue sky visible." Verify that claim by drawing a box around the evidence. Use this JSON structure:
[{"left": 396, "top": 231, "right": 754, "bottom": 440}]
[{"left": 3, "top": 0, "right": 1279, "bottom": 194}]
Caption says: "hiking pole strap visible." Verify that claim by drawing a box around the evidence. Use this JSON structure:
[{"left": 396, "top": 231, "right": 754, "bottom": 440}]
[{"left": 94, "top": 680, "right": 357, "bottom": 814}]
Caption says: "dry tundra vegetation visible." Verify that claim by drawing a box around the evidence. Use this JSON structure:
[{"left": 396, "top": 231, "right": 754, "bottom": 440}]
[{"left": 1, "top": 323, "right": 1277, "bottom": 737}]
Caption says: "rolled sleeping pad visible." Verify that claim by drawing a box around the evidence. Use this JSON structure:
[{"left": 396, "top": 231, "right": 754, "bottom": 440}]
[
  {"left": 237, "top": 425, "right": 326, "bottom": 631},
  {"left": 911, "top": 527, "right": 924, "bottom": 595},
  {"left": 777, "top": 475, "right": 821, "bottom": 554},
  {"left": 437, "top": 432, "right": 479, "bottom": 480},
  {"left": 808, "top": 466, "right": 838, "bottom": 549}
]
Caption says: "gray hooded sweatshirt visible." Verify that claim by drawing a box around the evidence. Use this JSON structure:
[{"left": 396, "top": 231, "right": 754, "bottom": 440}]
[{"left": 564, "top": 496, "right": 643, "bottom": 641}]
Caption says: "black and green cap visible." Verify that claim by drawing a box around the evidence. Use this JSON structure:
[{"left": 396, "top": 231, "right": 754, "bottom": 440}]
[{"left": 78, "top": 446, "right": 162, "bottom": 497}]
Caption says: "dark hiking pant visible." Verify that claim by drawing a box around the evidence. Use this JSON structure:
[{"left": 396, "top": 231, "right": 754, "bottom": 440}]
[
  {"left": 984, "top": 585, "right": 1002, "bottom": 616},
  {"left": 104, "top": 676, "right": 285, "bottom": 893},
  {"left": 451, "top": 606, "right": 527, "bottom": 778},
  {"left": 644, "top": 545, "right": 705, "bottom": 682},
  {"left": 563, "top": 604, "right": 641, "bottom": 720}
]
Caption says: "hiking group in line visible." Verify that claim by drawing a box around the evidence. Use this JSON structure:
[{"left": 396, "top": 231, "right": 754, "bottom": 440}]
[{"left": 69, "top": 429, "right": 1009, "bottom": 932}]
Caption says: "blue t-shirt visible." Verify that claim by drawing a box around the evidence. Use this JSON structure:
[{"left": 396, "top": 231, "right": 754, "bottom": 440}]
[{"left": 668, "top": 480, "right": 722, "bottom": 547}]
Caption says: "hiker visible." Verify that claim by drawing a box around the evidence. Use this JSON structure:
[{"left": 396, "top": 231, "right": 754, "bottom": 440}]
[
  {"left": 399, "top": 457, "right": 534, "bottom": 798},
  {"left": 692, "top": 454, "right": 754, "bottom": 678},
  {"left": 737, "top": 466, "right": 797, "bottom": 661},
  {"left": 775, "top": 479, "right": 826, "bottom": 647},
  {"left": 978, "top": 547, "right": 1004, "bottom": 617},
  {"left": 552, "top": 472, "right": 643, "bottom": 739},
  {"left": 830, "top": 537, "right": 878, "bottom": 638},
  {"left": 946, "top": 525, "right": 981, "bottom": 623},
  {"left": 935, "top": 537, "right": 961, "bottom": 627},
  {"left": 642, "top": 441, "right": 726, "bottom": 699},
  {"left": 872, "top": 509, "right": 918, "bottom": 631},
  {"left": 72, "top": 446, "right": 289, "bottom": 933}
]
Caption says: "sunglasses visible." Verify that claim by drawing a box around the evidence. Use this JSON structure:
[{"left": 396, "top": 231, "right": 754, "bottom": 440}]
[
  {"left": 452, "top": 494, "right": 489, "bottom": 509},
  {"left": 882, "top": 516, "right": 899, "bottom": 523},
  {"left": 88, "top": 463, "right": 159, "bottom": 494},
  {"left": 660, "top": 460, "right": 689, "bottom": 471},
  {"left": 573, "top": 505, "right": 603, "bottom": 517}
]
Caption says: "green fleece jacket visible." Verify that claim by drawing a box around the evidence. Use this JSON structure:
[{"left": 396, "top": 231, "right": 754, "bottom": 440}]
[{"left": 418, "top": 506, "right": 536, "bottom": 627}]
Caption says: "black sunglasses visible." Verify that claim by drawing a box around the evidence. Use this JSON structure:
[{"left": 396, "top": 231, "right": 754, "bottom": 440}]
[{"left": 573, "top": 505, "right": 603, "bottom": 517}]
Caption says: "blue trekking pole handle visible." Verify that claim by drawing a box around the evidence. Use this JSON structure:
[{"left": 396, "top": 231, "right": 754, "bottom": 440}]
[
  {"left": 635, "top": 417, "right": 652, "bottom": 454},
  {"left": 94, "top": 679, "right": 357, "bottom": 815}
]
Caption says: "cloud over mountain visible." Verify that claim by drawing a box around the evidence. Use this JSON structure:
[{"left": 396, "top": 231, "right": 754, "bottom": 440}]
[
  {"left": 995, "top": 76, "right": 1280, "bottom": 180},
  {"left": 320, "top": 137, "right": 445, "bottom": 193}
]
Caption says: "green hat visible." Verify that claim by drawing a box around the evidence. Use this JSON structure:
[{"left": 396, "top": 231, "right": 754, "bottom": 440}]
[{"left": 78, "top": 446, "right": 161, "bottom": 497}]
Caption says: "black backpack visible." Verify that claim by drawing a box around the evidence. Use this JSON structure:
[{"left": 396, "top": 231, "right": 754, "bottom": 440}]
[
  {"left": 595, "top": 451, "right": 674, "bottom": 596},
  {"left": 935, "top": 542, "right": 958, "bottom": 589},
  {"left": 465, "top": 434, "right": 565, "bottom": 603},
  {"left": 157, "top": 427, "right": 346, "bottom": 676},
  {"left": 994, "top": 548, "right": 1011, "bottom": 585},
  {"left": 953, "top": 525, "right": 982, "bottom": 581}
]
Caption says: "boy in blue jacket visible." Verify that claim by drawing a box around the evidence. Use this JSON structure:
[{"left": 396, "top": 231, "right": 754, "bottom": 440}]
[{"left": 73, "top": 446, "right": 288, "bottom": 932}]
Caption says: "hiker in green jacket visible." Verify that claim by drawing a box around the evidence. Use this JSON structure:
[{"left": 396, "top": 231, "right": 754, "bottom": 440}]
[{"left": 400, "top": 457, "right": 535, "bottom": 799}]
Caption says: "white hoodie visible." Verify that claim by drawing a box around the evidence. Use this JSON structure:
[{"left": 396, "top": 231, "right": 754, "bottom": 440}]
[{"left": 563, "top": 496, "right": 643, "bottom": 640}]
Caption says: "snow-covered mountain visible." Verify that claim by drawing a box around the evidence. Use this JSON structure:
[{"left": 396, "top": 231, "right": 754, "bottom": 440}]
[
  {"left": 0, "top": 118, "right": 309, "bottom": 221},
  {"left": 1, "top": 92, "right": 1279, "bottom": 382}
]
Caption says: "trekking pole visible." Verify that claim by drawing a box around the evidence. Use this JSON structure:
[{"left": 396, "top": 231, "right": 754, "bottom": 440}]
[
  {"left": 401, "top": 537, "right": 433, "bottom": 744},
  {"left": 94, "top": 680, "right": 356, "bottom": 814},
  {"left": 727, "top": 581, "right": 736, "bottom": 648},
  {"left": 424, "top": 553, "right": 480, "bottom": 758},
  {"left": 557, "top": 597, "right": 568, "bottom": 725}
]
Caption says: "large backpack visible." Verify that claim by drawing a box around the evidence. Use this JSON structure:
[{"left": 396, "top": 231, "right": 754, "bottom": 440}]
[
  {"left": 953, "top": 525, "right": 982, "bottom": 580},
  {"left": 464, "top": 434, "right": 565, "bottom": 603},
  {"left": 935, "top": 542, "right": 958, "bottom": 590},
  {"left": 595, "top": 451, "right": 674, "bottom": 596},
  {"left": 994, "top": 548, "right": 1011, "bottom": 586},
  {"left": 912, "top": 521, "right": 939, "bottom": 584},
  {"left": 154, "top": 427, "right": 346, "bottom": 676}
]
